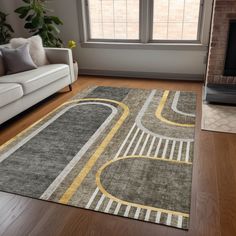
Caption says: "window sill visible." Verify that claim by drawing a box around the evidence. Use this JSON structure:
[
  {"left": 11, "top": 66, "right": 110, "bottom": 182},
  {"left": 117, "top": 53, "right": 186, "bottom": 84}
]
[{"left": 80, "top": 41, "right": 208, "bottom": 51}]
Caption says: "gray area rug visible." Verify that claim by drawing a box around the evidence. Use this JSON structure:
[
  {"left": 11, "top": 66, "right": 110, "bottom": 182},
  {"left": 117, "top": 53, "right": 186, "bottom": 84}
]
[{"left": 0, "top": 86, "right": 197, "bottom": 230}]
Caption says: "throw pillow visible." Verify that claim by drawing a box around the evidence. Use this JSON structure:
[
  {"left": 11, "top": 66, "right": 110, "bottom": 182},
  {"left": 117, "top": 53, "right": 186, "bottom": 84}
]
[
  {"left": 10, "top": 35, "right": 49, "bottom": 67},
  {"left": 0, "top": 52, "right": 5, "bottom": 76},
  {"left": 1, "top": 43, "right": 37, "bottom": 75}
]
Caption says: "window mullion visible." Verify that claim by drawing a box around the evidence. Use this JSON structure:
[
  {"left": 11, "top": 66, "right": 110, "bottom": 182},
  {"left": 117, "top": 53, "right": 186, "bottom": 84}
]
[
  {"left": 140, "top": 0, "right": 154, "bottom": 43},
  {"left": 140, "top": 0, "right": 148, "bottom": 43},
  {"left": 148, "top": 0, "right": 154, "bottom": 42},
  {"left": 78, "top": 0, "right": 90, "bottom": 42},
  {"left": 85, "top": 0, "right": 91, "bottom": 41},
  {"left": 197, "top": 0, "right": 205, "bottom": 42}
]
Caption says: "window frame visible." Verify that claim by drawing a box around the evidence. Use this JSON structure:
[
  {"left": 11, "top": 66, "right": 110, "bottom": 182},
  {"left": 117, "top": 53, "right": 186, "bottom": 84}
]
[
  {"left": 149, "top": 0, "right": 205, "bottom": 44},
  {"left": 85, "top": 0, "right": 141, "bottom": 43},
  {"left": 78, "top": 0, "right": 207, "bottom": 46}
]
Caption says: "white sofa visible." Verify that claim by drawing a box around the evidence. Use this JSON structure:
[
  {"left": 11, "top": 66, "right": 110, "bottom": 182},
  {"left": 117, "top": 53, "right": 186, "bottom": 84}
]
[{"left": 0, "top": 48, "right": 75, "bottom": 125}]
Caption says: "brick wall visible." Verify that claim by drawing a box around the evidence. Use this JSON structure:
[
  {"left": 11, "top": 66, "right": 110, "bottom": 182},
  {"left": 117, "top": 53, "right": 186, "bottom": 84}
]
[{"left": 206, "top": 0, "right": 236, "bottom": 84}]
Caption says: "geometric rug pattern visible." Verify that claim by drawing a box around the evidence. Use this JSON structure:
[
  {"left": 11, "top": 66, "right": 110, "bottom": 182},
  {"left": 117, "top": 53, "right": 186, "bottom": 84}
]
[
  {"left": 0, "top": 86, "right": 196, "bottom": 230},
  {"left": 202, "top": 102, "right": 236, "bottom": 134}
]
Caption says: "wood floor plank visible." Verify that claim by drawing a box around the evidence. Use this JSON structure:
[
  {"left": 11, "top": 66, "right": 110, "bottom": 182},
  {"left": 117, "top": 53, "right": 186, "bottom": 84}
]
[
  {"left": 0, "top": 76, "right": 235, "bottom": 236},
  {"left": 214, "top": 134, "right": 236, "bottom": 236},
  {"left": 0, "top": 194, "right": 31, "bottom": 235},
  {"left": 1, "top": 198, "right": 47, "bottom": 236}
]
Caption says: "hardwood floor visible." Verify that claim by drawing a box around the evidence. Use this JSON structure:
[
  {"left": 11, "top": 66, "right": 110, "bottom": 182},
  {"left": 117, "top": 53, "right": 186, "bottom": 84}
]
[{"left": 0, "top": 76, "right": 235, "bottom": 236}]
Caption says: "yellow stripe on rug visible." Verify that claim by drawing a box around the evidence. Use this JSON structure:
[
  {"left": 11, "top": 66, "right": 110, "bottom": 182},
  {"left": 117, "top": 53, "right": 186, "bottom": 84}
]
[
  {"left": 59, "top": 98, "right": 129, "bottom": 204},
  {"left": 156, "top": 90, "right": 195, "bottom": 128}
]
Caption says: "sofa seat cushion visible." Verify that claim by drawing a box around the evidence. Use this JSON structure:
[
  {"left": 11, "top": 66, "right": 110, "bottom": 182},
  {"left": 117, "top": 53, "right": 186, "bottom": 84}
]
[
  {"left": 0, "top": 83, "right": 24, "bottom": 108},
  {"left": 0, "top": 64, "right": 69, "bottom": 95}
]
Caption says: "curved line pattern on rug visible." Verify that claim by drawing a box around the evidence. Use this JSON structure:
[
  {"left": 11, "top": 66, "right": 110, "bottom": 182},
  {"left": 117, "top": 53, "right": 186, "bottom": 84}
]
[
  {"left": 40, "top": 101, "right": 118, "bottom": 200},
  {"left": 135, "top": 90, "right": 194, "bottom": 142},
  {"left": 59, "top": 98, "right": 130, "bottom": 204},
  {"left": 0, "top": 86, "right": 196, "bottom": 230},
  {"left": 96, "top": 156, "right": 190, "bottom": 217},
  {"left": 171, "top": 91, "right": 196, "bottom": 118},
  {"left": 156, "top": 90, "right": 195, "bottom": 128}
]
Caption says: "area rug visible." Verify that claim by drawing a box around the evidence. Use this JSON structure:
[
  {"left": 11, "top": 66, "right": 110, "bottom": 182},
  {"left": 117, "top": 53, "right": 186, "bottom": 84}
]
[
  {"left": 0, "top": 86, "right": 196, "bottom": 230},
  {"left": 202, "top": 102, "right": 236, "bottom": 134}
]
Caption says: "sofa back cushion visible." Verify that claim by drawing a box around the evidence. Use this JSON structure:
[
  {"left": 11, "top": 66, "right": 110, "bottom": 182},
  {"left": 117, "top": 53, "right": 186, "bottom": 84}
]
[
  {"left": 1, "top": 43, "right": 37, "bottom": 75},
  {"left": 10, "top": 35, "right": 49, "bottom": 67}
]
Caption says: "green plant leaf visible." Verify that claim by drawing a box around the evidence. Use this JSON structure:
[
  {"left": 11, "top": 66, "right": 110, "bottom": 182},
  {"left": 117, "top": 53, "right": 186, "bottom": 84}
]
[
  {"left": 26, "top": 14, "right": 35, "bottom": 21},
  {"left": 15, "top": 0, "right": 63, "bottom": 48},
  {"left": 0, "top": 10, "right": 14, "bottom": 43},
  {"left": 4, "top": 23, "right": 14, "bottom": 33},
  {"left": 0, "top": 12, "right": 7, "bottom": 19},
  {"left": 24, "top": 22, "right": 35, "bottom": 29},
  {"left": 31, "top": 15, "right": 43, "bottom": 28},
  {"left": 44, "top": 16, "right": 52, "bottom": 24},
  {"left": 15, "top": 6, "right": 31, "bottom": 19},
  {"left": 50, "top": 16, "right": 63, "bottom": 25},
  {"left": 47, "top": 24, "right": 60, "bottom": 33},
  {"left": 15, "top": 6, "right": 30, "bottom": 15}
]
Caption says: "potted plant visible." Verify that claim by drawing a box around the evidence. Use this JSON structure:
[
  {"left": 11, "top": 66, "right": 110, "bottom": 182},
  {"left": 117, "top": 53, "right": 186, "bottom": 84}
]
[
  {"left": 68, "top": 40, "right": 78, "bottom": 80},
  {"left": 15, "top": 0, "right": 63, "bottom": 47},
  {"left": 0, "top": 11, "right": 14, "bottom": 44}
]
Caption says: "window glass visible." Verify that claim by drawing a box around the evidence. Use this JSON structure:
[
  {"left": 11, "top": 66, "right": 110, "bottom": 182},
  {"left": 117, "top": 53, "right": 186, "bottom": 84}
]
[
  {"left": 88, "top": 0, "right": 140, "bottom": 40},
  {"left": 153, "top": 0, "right": 201, "bottom": 40}
]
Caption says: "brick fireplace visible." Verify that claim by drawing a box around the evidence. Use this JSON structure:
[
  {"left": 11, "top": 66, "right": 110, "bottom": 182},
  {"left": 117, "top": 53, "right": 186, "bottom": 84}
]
[{"left": 206, "top": 0, "right": 236, "bottom": 85}]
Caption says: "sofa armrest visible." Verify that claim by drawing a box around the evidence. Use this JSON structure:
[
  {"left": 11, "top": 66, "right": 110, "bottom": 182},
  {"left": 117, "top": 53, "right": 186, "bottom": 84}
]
[{"left": 44, "top": 47, "right": 76, "bottom": 83}]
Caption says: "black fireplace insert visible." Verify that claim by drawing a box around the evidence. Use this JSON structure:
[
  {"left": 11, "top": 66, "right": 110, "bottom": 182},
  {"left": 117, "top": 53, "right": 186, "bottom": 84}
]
[{"left": 224, "top": 20, "right": 236, "bottom": 76}]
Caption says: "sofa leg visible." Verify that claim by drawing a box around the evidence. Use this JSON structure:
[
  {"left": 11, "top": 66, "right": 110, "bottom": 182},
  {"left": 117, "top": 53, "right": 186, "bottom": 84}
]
[{"left": 69, "top": 84, "right": 72, "bottom": 91}]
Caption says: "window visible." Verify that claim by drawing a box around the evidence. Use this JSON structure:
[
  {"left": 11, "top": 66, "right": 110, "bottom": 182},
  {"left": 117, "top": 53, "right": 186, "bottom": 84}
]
[
  {"left": 152, "top": 0, "right": 201, "bottom": 41},
  {"left": 87, "top": 0, "right": 140, "bottom": 40},
  {"left": 82, "top": 0, "right": 204, "bottom": 43}
]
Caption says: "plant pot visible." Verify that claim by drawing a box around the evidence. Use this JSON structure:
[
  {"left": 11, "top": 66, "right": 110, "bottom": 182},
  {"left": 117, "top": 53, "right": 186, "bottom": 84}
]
[{"left": 73, "top": 61, "right": 78, "bottom": 80}]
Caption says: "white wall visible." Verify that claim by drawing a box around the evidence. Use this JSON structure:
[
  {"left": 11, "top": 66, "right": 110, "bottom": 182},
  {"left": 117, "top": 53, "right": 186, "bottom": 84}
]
[
  {"left": 50, "top": 0, "right": 213, "bottom": 78},
  {"left": 0, "top": 0, "right": 213, "bottom": 78},
  {"left": 78, "top": 47, "right": 207, "bottom": 75}
]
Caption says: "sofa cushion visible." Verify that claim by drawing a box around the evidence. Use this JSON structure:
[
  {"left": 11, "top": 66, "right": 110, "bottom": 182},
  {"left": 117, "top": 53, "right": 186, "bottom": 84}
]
[
  {"left": 0, "top": 64, "right": 69, "bottom": 95},
  {"left": 0, "top": 83, "right": 24, "bottom": 108},
  {"left": 10, "top": 36, "right": 49, "bottom": 67},
  {"left": 1, "top": 43, "right": 37, "bottom": 75}
]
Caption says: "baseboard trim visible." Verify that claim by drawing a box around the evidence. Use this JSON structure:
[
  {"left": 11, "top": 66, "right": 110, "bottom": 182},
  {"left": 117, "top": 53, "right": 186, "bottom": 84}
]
[{"left": 79, "top": 69, "right": 204, "bottom": 81}]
